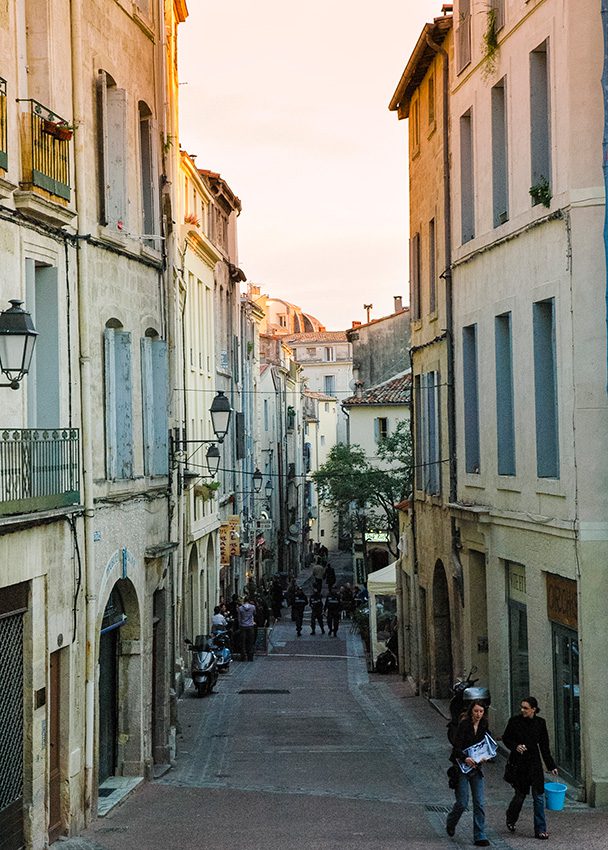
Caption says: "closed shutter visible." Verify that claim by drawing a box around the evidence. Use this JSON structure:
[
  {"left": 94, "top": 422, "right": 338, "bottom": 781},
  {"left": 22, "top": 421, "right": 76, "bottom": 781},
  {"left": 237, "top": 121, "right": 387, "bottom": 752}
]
[
  {"left": 105, "top": 329, "right": 133, "bottom": 479},
  {"left": 151, "top": 340, "right": 168, "bottom": 475},
  {"left": 235, "top": 412, "right": 245, "bottom": 460}
]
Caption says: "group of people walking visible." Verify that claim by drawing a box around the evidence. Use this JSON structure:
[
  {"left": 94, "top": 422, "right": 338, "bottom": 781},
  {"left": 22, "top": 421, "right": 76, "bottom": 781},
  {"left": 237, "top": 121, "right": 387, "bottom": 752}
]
[{"left": 447, "top": 696, "right": 559, "bottom": 845}]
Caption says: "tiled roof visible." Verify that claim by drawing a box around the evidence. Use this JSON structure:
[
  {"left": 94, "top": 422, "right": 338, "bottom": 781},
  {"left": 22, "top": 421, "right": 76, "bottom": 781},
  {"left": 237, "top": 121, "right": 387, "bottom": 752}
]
[
  {"left": 284, "top": 331, "right": 348, "bottom": 344},
  {"left": 343, "top": 371, "right": 411, "bottom": 406},
  {"left": 304, "top": 390, "right": 336, "bottom": 401}
]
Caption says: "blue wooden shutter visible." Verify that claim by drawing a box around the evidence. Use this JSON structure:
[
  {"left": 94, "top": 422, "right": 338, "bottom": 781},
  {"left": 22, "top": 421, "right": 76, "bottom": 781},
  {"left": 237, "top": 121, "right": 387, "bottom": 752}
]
[
  {"left": 114, "top": 330, "right": 133, "bottom": 478},
  {"left": 151, "top": 339, "right": 169, "bottom": 475},
  {"left": 140, "top": 338, "right": 153, "bottom": 475}
]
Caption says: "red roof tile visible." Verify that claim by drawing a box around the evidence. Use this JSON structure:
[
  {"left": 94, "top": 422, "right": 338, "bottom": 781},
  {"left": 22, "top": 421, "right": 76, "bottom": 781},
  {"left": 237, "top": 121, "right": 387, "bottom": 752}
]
[{"left": 343, "top": 372, "right": 411, "bottom": 406}]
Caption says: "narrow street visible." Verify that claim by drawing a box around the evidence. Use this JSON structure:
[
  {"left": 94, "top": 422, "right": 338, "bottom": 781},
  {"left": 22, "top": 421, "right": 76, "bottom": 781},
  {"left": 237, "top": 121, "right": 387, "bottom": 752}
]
[{"left": 68, "top": 597, "right": 607, "bottom": 850}]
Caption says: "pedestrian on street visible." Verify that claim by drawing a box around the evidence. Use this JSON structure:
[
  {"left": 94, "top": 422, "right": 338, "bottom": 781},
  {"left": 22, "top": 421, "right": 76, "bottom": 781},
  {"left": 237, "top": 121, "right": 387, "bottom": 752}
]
[
  {"left": 286, "top": 577, "right": 297, "bottom": 621},
  {"left": 325, "top": 563, "right": 336, "bottom": 591},
  {"left": 340, "top": 583, "right": 355, "bottom": 618},
  {"left": 312, "top": 559, "right": 326, "bottom": 593},
  {"left": 502, "top": 696, "right": 558, "bottom": 839},
  {"left": 446, "top": 701, "right": 491, "bottom": 847},
  {"left": 309, "top": 588, "right": 325, "bottom": 634},
  {"left": 238, "top": 596, "right": 256, "bottom": 662},
  {"left": 270, "top": 577, "right": 283, "bottom": 621},
  {"left": 324, "top": 587, "right": 342, "bottom": 636},
  {"left": 292, "top": 586, "right": 308, "bottom": 637}
]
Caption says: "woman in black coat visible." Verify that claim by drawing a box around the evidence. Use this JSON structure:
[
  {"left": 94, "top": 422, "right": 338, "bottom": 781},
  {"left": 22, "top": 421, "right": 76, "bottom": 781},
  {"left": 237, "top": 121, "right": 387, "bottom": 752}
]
[
  {"left": 446, "top": 701, "right": 491, "bottom": 847},
  {"left": 502, "top": 696, "right": 558, "bottom": 839}
]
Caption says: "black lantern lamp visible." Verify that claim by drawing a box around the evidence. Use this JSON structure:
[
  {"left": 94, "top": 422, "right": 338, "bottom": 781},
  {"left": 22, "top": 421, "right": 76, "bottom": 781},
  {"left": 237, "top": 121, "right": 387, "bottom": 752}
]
[
  {"left": 264, "top": 479, "right": 273, "bottom": 500},
  {"left": 206, "top": 444, "right": 221, "bottom": 477},
  {"left": 252, "top": 467, "right": 263, "bottom": 493},
  {"left": 210, "top": 390, "right": 232, "bottom": 442},
  {"left": 0, "top": 300, "right": 38, "bottom": 390}
]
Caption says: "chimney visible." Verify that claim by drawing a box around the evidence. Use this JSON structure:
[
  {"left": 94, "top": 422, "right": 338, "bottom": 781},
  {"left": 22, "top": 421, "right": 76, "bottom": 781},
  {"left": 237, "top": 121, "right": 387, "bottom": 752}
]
[
  {"left": 351, "top": 321, "right": 361, "bottom": 329},
  {"left": 394, "top": 296, "right": 403, "bottom": 312},
  {"left": 355, "top": 381, "right": 364, "bottom": 399}
]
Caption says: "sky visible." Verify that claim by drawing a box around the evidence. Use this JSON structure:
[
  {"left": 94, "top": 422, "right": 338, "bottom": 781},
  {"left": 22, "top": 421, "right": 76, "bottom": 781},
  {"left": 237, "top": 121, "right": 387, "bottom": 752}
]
[{"left": 178, "top": 1, "right": 442, "bottom": 330}]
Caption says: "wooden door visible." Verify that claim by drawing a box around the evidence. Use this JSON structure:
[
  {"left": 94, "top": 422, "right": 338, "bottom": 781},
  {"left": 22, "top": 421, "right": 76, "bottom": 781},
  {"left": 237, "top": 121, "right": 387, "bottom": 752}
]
[{"left": 48, "top": 650, "right": 63, "bottom": 843}]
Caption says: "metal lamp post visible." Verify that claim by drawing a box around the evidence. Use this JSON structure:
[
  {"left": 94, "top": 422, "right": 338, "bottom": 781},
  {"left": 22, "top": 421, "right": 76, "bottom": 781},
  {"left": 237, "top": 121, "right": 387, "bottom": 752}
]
[{"left": 0, "top": 300, "right": 38, "bottom": 389}]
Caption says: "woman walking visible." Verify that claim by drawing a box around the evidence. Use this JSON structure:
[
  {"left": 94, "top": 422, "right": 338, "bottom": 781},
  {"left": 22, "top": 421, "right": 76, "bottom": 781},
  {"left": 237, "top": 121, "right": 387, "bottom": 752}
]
[
  {"left": 446, "top": 701, "right": 491, "bottom": 847},
  {"left": 502, "top": 696, "right": 558, "bottom": 839}
]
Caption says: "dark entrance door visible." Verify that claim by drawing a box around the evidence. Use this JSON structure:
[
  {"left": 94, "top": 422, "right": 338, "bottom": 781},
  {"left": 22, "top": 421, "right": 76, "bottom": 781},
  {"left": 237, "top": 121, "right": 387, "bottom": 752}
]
[
  {"left": 0, "top": 584, "right": 27, "bottom": 850},
  {"left": 552, "top": 625, "right": 581, "bottom": 782},
  {"left": 48, "top": 650, "right": 64, "bottom": 843},
  {"left": 98, "top": 628, "right": 118, "bottom": 785},
  {"left": 432, "top": 562, "right": 453, "bottom": 698}
]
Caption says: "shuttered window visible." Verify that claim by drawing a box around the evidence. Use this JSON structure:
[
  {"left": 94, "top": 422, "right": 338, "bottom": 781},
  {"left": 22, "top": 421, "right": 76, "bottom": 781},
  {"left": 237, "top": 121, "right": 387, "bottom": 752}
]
[
  {"left": 104, "top": 328, "right": 133, "bottom": 479},
  {"left": 97, "top": 71, "right": 127, "bottom": 228},
  {"left": 141, "top": 337, "right": 169, "bottom": 476}
]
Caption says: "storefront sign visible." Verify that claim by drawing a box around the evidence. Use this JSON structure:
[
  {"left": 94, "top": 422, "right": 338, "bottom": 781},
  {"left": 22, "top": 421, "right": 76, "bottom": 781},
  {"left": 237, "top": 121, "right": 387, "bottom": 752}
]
[
  {"left": 219, "top": 515, "right": 240, "bottom": 565},
  {"left": 546, "top": 574, "right": 578, "bottom": 630},
  {"left": 507, "top": 562, "right": 527, "bottom": 604}
]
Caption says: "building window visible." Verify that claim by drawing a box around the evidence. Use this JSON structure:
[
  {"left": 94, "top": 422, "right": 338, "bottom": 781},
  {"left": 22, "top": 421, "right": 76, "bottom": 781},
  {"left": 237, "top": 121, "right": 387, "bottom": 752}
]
[
  {"left": 457, "top": 0, "right": 471, "bottom": 73},
  {"left": 495, "top": 312, "right": 515, "bottom": 475},
  {"left": 530, "top": 40, "right": 551, "bottom": 203},
  {"left": 414, "top": 371, "right": 440, "bottom": 494},
  {"left": 428, "top": 218, "right": 436, "bottom": 315},
  {"left": 492, "top": 78, "right": 509, "bottom": 227},
  {"left": 97, "top": 71, "right": 127, "bottom": 228},
  {"left": 306, "top": 346, "right": 316, "bottom": 357},
  {"left": 460, "top": 109, "right": 475, "bottom": 243},
  {"left": 324, "top": 402, "right": 330, "bottom": 412},
  {"left": 428, "top": 72, "right": 435, "bottom": 127},
  {"left": 320, "top": 435, "right": 326, "bottom": 446},
  {"left": 533, "top": 298, "right": 559, "bottom": 478},
  {"left": 138, "top": 102, "right": 156, "bottom": 244},
  {"left": 410, "top": 232, "right": 421, "bottom": 321},
  {"left": 324, "top": 346, "right": 335, "bottom": 362},
  {"left": 104, "top": 324, "right": 133, "bottom": 479},
  {"left": 25, "top": 260, "right": 60, "bottom": 429},
  {"left": 263, "top": 398, "right": 269, "bottom": 432},
  {"left": 490, "top": 0, "right": 505, "bottom": 31},
  {"left": 141, "top": 334, "right": 168, "bottom": 476},
  {"left": 374, "top": 417, "right": 389, "bottom": 443},
  {"left": 463, "top": 324, "right": 480, "bottom": 474},
  {"left": 323, "top": 375, "right": 336, "bottom": 396},
  {"left": 278, "top": 314, "right": 287, "bottom": 328},
  {"left": 411, "top": 97, "right": 420, "bottom": 153},
  {"left": 507, "top": 562, "right": 530, "bottom": 716}
]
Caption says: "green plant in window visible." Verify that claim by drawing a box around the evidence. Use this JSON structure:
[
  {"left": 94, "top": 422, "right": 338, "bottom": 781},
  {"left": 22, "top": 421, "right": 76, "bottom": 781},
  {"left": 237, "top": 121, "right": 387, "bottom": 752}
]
[
  {"left": 482, "top": 7, "right": 499, "bottom": 78},
  {"left": 529, "top": 176, "right": 552, "bottom": 208}
]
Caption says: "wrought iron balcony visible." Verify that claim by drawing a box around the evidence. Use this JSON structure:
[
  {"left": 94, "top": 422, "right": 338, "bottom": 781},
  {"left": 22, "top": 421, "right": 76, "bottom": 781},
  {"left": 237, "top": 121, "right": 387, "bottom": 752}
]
[
  {"left": 18, "top": 99, "right": 71, "bottom": 201},
  {"left": 0, "top": 428, "right": 80, "bottom": 517},
  {"left": 0, "top": 77, "right": 7, "bottom": 170}
]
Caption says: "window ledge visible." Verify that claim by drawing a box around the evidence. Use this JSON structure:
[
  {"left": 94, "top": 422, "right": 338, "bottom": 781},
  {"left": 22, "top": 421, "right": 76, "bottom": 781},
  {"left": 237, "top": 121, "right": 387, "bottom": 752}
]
[
  {"left": 536, "top": 478, "right": 564, "bottom": 498},
  {"left": 140, "top": 242, "right": 162, "bottom": 263},
  {"left": 0, "top": 174, "right": 17, "bottom": 199},
  {"left": 13, "top": 189, "right": 76, "bottom": 227},
  {"left": 496, "top": 477, "right": 521, "bottom": 492},
  {"left": 97, "top": 224, "right": 141, "bottom": 257}
]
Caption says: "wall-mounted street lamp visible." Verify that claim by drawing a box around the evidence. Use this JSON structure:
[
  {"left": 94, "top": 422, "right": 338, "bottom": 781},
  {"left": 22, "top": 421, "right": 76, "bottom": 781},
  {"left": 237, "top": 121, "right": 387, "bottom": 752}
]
[
  {"left": 264, "top": 479, "right": 273, "bottom": 500},
  {"left": 171, "top": 390, "right": 234, "bottom": 489},
  {"left": 209, "top": 390, "right": 232, "bottom": 443},
  {"left": 0, "top": 300, "right": 38, "bottom": 390},
  {"left": 252, "top": 467, "right": 263, "bottom": 493}
]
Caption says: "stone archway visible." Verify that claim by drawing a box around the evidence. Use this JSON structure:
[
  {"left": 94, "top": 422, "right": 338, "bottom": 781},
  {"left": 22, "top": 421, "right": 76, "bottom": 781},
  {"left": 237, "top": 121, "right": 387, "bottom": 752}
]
[
  {"left": 98, "top": 578, "right": 143, "bottom": 782},
  {"left": 185, "top": 545, "right": 198, "bottom": 642},
  {"left": 432, "top": 560, "right": 453, "bottom": 698}
]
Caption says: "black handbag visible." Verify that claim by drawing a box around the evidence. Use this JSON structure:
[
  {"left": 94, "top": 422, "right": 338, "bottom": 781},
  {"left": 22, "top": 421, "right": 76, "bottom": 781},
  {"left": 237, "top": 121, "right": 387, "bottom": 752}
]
[
  {"left": 447, "top": 763, "right": 459, "bottom": 789},
  {"left": 504, "top": 758, "right": 518, "bottom": 785}
]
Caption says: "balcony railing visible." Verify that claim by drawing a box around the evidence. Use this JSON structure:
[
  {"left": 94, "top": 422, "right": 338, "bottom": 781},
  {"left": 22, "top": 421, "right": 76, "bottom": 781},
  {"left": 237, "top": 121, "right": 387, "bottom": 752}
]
[
  {"left": 0, "top": 429, "right": 80, "bottom": 517},
  {"left": 0, "top": 77, "right": 7, "bottom": 170},
  {"left": 19, "top": 99, "right": 71, "bottom": 201}
]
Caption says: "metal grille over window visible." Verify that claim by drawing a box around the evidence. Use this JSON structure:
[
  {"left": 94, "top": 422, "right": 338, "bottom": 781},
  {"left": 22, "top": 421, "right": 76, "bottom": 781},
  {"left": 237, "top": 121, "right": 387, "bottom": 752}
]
[{"left": 0, "top": 613, "right": 24, "bottom": 812}]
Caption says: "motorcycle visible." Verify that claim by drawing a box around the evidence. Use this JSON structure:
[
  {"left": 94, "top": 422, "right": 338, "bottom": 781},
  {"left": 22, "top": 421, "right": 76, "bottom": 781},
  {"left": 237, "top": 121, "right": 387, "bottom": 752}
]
[
  {"left": 185, "top": 637, "right": 219, "bottom": 697},
  {"left": 206, "top": 629, "right": 232, "bottom": 673},
  {"left": 447, "top": 665, "right": 491, "bottom": 743}
]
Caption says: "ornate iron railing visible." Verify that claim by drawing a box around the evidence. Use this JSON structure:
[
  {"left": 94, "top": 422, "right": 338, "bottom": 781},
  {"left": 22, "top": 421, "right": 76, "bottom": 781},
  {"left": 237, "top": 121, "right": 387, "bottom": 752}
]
[
  {"left": 19, "top": 99, "right": 71, "bottom": 201},
  {"left": 0, "top": 77, "right": 7, "bottom": 171},
  {"left": 0, "top": 429, "right": 80, "bottom": 517}
]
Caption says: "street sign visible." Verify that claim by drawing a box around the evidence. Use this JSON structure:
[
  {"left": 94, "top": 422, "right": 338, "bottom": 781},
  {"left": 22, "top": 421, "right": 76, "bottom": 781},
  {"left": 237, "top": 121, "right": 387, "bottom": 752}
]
[{"left": 256, "top": 519, "right": 272, "bottom": 530}]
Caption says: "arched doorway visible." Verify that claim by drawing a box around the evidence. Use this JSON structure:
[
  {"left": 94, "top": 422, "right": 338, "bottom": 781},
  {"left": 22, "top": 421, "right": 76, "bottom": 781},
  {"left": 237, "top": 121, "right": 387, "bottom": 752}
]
[
  {"left": 432, "top": 560, "right": 453, "bottom": 698},
  {"left": 98, "top": 579, "right": 141, "bottom": 784},
  {"left": 185, "top": 545, "right": 198, "bottom": 641},
  {"left": 368, "top": 547, "right": 389, "bottom": 575}
]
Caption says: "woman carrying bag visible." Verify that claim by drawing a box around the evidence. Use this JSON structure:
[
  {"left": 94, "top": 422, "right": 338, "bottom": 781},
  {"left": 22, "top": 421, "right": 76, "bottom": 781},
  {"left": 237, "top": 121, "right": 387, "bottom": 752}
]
[
  {"left": 502, "top": 696, "right": 559, "bottom": 839},
  {"left": 446, "top": 701, "right": 492, "bottom": 847}
]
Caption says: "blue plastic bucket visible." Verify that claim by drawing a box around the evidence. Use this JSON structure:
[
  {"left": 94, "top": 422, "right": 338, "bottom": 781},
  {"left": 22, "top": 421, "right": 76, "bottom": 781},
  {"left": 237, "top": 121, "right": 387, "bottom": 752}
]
[{"left": 544, "top": 782, "right": 567, "bottom": 811}]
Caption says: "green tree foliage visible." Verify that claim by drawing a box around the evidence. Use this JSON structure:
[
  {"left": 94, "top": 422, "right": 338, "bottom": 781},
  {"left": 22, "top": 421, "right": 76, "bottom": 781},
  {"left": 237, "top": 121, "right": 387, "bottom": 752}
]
[{"left": 312, "top": 420, "right": 412, "bottom": 558}]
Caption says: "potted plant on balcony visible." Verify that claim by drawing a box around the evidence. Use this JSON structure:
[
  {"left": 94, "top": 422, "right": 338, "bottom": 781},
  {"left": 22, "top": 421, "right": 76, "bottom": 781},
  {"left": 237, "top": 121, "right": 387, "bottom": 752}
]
[{"left": 42, "top": 119, "right": 73, "bottom": 142}]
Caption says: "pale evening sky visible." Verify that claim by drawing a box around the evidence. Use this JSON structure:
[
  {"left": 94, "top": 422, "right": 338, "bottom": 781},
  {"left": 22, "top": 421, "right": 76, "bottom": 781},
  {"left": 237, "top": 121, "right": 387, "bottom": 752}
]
[{"left": 178, "top": 1, "right": 443, "bottom": 330}]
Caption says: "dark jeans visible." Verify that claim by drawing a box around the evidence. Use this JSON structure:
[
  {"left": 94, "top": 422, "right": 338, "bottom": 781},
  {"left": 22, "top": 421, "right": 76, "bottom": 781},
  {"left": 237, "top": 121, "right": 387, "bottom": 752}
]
[
  {"left": 310, "top": 610, "right": 324, "bottom": 633},
  {"left": 294, "top": 607, "right": 305, "bottom": 634},
  {"left": 326, "top": 610, "right": 340, "bottom": 635},
  {"left": 447, "top": 770, "right": 487, "bottom": 842},
  {"left": 240, "top": 626, "right": 255, "bottom": 661},
  {"left": 507, "top": 788, "right": 547, "bottom": 835}
]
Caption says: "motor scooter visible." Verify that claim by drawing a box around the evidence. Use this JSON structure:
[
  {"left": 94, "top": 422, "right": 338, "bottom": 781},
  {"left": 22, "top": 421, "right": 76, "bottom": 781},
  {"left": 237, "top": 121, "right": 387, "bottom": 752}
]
[
  {"left": 447, "top": 666, "right": 491, "bottom": 743},
  {"left": 185, "top": 637, "right": 219, "bottom": 697},
  {"left": 205, "top": 629, "right": 232, "bottom": 673}
]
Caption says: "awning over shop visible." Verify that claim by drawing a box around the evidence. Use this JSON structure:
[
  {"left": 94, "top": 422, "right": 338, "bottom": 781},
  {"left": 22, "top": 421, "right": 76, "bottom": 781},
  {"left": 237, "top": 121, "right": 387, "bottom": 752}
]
[{"left": 367, "top": 561, "right": 397, "bottom": 669}]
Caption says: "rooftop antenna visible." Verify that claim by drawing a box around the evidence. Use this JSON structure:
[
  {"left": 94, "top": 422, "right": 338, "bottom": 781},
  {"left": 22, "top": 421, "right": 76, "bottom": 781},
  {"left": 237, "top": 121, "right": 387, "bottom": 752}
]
[{"left": 363, "top": 303, "right": 373, "bottom": 323}]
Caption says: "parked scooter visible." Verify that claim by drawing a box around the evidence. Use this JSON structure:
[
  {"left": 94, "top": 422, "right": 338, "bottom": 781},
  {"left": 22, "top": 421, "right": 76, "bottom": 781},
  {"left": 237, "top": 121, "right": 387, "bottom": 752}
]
[
  {"left": 447, "top": 666, "right": 491, "bottom": 743},
  {"left": 206, "top": 629, "right": 232, "bottom": 673},
  {"left": 185, "top": 637, "right": 219, "bottom": 697}
]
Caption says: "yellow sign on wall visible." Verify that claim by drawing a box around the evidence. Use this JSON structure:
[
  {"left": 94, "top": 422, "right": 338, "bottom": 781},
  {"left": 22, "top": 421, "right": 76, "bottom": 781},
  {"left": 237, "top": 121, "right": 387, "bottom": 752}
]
[{"left": 219, "top": 515, "right": 240, "bottom": 565}]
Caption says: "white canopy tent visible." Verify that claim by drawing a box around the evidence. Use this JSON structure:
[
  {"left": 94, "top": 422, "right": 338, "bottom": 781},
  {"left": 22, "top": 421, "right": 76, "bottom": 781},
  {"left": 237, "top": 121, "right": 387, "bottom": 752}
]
[{"left": 367, "top": 561, "right": 397, "bottom": 668}]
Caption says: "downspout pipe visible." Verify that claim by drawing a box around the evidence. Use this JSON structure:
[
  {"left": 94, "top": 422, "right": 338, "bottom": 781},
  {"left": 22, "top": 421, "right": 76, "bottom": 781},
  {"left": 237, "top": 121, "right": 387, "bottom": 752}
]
[
  {"left": 70, "top": 0, "right": 97, "bottom": 819},
  {"left": 602, "top": 1, "right": 608, "bottom": 392}
]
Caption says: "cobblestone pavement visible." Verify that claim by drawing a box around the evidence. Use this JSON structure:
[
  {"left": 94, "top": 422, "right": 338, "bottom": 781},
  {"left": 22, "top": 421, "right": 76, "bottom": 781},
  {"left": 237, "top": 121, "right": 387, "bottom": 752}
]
[{"left": 68, "top": 566, "right": 607, "bottom": 850}]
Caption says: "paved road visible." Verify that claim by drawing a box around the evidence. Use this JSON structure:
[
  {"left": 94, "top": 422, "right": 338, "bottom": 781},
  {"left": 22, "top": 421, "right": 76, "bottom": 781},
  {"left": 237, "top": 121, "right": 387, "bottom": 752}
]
[{"left": 71, "top": 608, "right": 607, "bottom": 850}]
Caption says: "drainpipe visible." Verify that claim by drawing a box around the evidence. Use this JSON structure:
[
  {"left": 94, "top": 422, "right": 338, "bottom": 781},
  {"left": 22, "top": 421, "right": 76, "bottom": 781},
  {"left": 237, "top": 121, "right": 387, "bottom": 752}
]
[
  {"left": 426, "top": 32, "right": 464, "bottom": 608},
  {"left": 602, "top": 1, "right": 608, "bottom": 392},
  {"left": 70, "top": 0, "right": 96, "bottom": 819}
]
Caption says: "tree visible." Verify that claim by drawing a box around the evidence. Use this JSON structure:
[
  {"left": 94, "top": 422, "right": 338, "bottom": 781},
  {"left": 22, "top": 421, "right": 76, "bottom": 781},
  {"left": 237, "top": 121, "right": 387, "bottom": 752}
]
[{"left": 312, "top": 420, "right": 412, "bottom": 561}]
